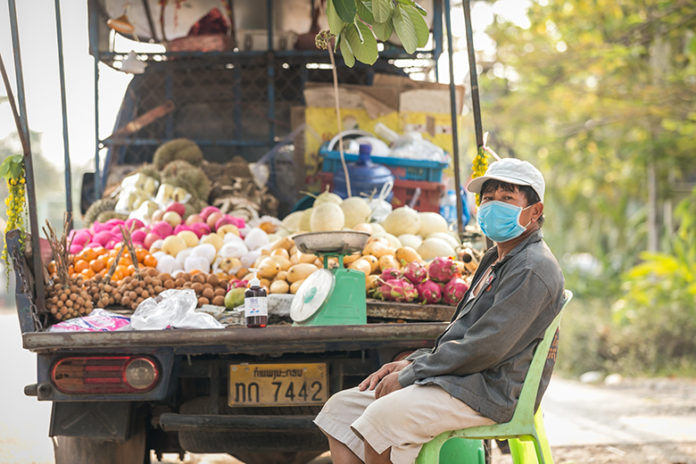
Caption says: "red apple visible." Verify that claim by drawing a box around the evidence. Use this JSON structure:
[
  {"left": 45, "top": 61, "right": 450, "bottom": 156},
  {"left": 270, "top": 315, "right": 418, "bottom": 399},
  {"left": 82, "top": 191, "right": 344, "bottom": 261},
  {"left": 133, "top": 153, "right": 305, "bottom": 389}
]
[
  {"left": 166, "top": 202, "right": 186, "bottom": 217},
  {"left": 144, "top": 232, "right": 161, "bottom": 250},
  {"left": 200, "top": 206, "right": 221, "bottom": 221},
  {"left": 185, "top": 213, "right": 204, "bottom": 225},
  {"left": 206, "top": 211, "right": 223, "bottom": 230}
]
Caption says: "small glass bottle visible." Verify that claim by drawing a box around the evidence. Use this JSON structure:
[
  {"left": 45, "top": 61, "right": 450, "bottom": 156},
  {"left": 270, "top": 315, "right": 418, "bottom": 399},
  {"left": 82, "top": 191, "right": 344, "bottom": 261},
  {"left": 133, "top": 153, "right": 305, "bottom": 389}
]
[{"left": 244, "top": 274, "right": 268, "bottom": 328}]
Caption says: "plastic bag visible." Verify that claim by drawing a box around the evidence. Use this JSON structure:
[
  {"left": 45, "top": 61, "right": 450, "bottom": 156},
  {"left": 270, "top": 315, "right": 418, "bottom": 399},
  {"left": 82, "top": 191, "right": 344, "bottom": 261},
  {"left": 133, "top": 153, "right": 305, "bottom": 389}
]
[
  {"left": 368, "top": 180, "right": 393, "bottom": 223},
  {"left": 48, "top": 309, "right": 131, "bottom": 332},
  {"left": 130, "top": 289, "right": 224, "bottom": 330}
]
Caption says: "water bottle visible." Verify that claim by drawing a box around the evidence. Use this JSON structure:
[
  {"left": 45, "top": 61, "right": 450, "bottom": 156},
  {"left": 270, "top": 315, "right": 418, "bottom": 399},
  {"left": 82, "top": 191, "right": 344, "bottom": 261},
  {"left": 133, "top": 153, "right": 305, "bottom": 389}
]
[{"left": 440, "top": 189, "right": 458, "bottom": 226}]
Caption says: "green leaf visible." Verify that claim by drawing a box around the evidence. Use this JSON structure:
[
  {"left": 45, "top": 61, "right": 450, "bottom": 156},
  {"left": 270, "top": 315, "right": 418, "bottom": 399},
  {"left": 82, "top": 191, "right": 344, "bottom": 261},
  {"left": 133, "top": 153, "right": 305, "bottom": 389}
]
[
  {"left": 372, "top": 0, "right": 393, "bottom": 23},
  {"left": 372, "top": 19, "right": 394, "bottom": 41},
  {"left": 332, "top": 0, "right": 357, "bottom": 23},
  {"left": 392, "top": 5, "right": 417, "bottom": 53},
  {"left": 0, "top": 154, "right": 23, "bottom": 181},
  {"left": 414, "top": 2, "right": 427, "bottom": 15},
  {"left": 345, "top": 21, "right": 379, "bottom": 65},
  {"left": 356, "top": 1, "right": 375, "bottom": 23},
  {"left": 403, "top": 4, "right": 429, "bottom": 47},
  {"left": 327, "top": 0, "right": 346, "bottom": 35},
  {"left": 339, "top": 32, "right": 356, "bottom": 67}
]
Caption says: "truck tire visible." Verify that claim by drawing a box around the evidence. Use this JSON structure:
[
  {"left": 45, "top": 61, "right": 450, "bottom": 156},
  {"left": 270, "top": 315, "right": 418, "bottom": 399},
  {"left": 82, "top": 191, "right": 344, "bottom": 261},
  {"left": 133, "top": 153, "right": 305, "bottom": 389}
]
[{"left": 53, "top": 419, "right": 147, "bottom": 464}]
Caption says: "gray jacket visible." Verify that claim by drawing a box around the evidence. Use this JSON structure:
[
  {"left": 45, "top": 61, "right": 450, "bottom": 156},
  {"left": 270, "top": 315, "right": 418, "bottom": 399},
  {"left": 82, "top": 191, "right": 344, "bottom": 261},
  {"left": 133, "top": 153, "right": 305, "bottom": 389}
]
[{"left": 398, "top": 230, "right": 564, "bottom": 423}]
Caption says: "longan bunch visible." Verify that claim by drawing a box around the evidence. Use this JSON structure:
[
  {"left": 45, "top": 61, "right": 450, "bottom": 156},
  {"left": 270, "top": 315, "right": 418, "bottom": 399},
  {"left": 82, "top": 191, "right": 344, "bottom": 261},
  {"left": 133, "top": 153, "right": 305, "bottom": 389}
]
[
  {"left": 117, "top": 267, "right": 162, "bottom": 311},
  {"left": 46, "top": 276, "right": 94, "bottom": 321},
  {"left": 175, "top": 272, "right": 227, "bottom": 307}
]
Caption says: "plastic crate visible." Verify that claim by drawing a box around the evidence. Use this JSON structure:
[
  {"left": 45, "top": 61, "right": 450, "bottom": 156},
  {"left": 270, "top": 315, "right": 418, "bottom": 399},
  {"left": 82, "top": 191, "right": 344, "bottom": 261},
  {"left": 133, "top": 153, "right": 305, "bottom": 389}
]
[
  {"left": 319, "top": 172, "right": 444, "bottom": 213},
  {"left": 319, "top": 145, "right": 448, "bottom": 182},
  {"left": 391, "top": 179, "right": 445, "bottom": 213}
]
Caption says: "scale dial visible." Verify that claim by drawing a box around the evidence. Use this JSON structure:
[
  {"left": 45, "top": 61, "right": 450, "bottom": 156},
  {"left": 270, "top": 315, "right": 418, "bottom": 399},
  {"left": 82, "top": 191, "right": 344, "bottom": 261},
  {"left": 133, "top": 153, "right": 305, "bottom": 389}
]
[{"left": 290, "top": 269, "right": 335, "bottom": 323}]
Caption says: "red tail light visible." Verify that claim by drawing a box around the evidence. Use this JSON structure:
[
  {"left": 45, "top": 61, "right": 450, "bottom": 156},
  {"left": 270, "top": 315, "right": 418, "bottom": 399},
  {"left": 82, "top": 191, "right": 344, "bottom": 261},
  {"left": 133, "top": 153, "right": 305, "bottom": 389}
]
[{"left": 51, "top": 356, "right": 160, "bottom": 394}]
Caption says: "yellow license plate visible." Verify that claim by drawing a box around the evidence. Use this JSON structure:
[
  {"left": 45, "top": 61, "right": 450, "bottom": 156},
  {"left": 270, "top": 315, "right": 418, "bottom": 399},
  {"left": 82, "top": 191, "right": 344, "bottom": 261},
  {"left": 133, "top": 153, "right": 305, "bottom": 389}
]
[{"left": 228, "top": 363, "right": 328, "bottom": 407}]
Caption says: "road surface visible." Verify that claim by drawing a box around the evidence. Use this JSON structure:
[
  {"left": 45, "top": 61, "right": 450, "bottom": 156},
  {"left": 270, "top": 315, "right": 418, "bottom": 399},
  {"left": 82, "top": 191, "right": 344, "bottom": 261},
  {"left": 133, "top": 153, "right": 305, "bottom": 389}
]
[{"left": 1, "top": 310, "right": 694, "bottom": 463}]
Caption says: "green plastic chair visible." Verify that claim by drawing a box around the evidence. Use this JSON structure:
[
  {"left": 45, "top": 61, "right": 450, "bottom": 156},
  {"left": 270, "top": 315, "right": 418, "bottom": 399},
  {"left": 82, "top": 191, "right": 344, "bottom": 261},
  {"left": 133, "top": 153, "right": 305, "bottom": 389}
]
[{"left": 416, "top": 290, "right": 573, "bottom": 464}]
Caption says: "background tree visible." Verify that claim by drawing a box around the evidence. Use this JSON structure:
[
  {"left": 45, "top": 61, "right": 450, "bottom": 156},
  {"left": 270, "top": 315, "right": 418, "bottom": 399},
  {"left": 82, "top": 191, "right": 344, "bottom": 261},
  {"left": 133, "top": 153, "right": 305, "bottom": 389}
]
[{"left": 477, "top": 0, "right": 696, "bottom": 374}]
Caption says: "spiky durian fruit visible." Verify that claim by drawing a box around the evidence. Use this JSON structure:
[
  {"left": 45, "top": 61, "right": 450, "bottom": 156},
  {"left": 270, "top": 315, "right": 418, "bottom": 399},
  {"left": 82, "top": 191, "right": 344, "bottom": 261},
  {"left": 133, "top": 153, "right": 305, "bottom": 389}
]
[
  {"left": 153, "top": 138, "right": 203, "bottom": 170},
  {"left": 84, "top": 198, "right": 118, "bottom": 224}
]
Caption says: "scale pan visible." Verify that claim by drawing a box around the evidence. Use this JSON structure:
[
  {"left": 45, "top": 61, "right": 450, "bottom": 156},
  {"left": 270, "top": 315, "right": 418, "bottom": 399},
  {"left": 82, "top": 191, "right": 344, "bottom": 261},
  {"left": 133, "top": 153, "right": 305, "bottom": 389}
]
[{"left": 293, "top": 231, "right": 370, "bottom": 255}]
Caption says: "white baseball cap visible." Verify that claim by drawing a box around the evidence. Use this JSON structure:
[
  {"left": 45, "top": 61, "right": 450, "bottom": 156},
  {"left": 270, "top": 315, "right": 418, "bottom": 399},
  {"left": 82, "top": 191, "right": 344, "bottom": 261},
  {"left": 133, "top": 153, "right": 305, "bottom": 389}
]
[{"left": 467, "top": 158, "right": 545, "bottom": 202}]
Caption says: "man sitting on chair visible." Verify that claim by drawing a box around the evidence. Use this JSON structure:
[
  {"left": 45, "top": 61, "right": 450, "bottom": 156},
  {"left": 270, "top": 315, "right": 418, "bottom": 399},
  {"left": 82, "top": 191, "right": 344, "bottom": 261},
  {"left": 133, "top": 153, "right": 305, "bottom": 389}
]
[{"left": 314, "top": 158, "right": 565, "bottom": 464}]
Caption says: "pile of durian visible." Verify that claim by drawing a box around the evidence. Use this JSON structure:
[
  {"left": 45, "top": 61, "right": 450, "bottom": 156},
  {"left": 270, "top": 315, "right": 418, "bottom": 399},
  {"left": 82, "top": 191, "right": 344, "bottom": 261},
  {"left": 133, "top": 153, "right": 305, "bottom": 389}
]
[{"left": 85, "top": 138, "right": 278, "bottom": 225}]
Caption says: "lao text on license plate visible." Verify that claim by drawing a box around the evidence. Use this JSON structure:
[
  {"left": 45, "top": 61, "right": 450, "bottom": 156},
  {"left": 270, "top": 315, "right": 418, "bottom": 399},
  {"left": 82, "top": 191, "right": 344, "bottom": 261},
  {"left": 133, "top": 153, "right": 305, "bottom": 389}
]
[{"left": 228, "top": 363, "right": 328, "bottom": 407}]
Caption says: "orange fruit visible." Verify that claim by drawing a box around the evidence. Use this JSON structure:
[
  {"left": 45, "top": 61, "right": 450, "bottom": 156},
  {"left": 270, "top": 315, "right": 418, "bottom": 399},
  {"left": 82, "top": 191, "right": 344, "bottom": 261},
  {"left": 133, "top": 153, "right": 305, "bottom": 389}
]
[
  {"left": 90, "top": 257, "right": 106, "bottom": 273},
  {"left": 143, "top": 254, "right": 157, "bottom": 267},
  {"left": 80, "top": 268, "right": 95, "bottom": 279},
  {"left": 126, "top": 264, "right": 136, "bottom": 276},
  {"left": 135, "top": 247, "right": 148, "bottom": 262},
  {"left": 74, "top": 259, "right": 90, "bottom": 273},
  {"left": 80, "top": 248, "right": 97, "bottom": 262}
]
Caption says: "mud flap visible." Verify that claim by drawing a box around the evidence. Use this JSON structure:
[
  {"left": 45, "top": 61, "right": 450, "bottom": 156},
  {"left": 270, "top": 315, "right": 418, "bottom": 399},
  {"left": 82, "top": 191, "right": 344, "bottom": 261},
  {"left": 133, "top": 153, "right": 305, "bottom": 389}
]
[{"left": 49, "top": 402, "right": 134, "bottom": 441}]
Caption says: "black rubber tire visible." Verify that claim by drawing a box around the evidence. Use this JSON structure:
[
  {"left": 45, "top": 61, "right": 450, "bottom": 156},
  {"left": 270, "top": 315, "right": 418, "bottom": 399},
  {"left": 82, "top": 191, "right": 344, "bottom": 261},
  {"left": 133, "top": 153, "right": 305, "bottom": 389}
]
[{"left": 53, "top": 420, "right": 147, "bottom": 464}]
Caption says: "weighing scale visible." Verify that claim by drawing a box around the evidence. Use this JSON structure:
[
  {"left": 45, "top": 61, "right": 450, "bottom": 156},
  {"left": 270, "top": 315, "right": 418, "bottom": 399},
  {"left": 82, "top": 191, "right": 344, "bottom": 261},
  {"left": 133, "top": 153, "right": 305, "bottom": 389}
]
[{"left": 290, "top": 231, "right": 369, "bottom": 326}]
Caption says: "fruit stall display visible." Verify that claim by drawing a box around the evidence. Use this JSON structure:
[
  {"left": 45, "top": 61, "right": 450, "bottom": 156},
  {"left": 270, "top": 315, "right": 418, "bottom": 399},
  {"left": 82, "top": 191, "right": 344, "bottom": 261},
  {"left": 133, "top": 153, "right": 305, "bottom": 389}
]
[{"left": 44, "top": 141, "right": 481, "bottom": 323}]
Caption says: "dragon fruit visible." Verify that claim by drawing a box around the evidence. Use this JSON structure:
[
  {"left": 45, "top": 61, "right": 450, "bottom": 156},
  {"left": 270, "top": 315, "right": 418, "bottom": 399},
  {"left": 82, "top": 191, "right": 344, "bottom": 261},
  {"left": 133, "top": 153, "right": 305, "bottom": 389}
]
[
  {"left": 417, "top": 280, "right": 442, "bottom": 304},
  {"left": 380, "top": 268, "right": 402, "bottom": 282},
  {"left": 428, "top": 257, "right": 459, "bottom": 283},
  {"left": 403, "top": 261, "right": 428, "bottom": 285},
  {"left": 443, "top": 276, "right": 469, "bottom": 305},
  {"left": 378, "top": 278, "right": 419, "bottom": 303}
]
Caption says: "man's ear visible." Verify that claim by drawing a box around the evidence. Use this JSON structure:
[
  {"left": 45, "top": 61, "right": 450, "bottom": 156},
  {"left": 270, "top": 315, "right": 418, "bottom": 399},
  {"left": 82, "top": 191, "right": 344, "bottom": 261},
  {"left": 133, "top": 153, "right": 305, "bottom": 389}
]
[{"left": 532, "top": 202, "right": 544, "bottom": 222}]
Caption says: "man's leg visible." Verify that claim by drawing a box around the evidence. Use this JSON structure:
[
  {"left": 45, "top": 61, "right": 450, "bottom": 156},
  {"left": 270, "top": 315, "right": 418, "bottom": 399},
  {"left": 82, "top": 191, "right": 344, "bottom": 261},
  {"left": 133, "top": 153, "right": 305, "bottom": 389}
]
[
  {"left": 326, "top": 433, "right": 363, "bottom": 464},
  {"left": 365, "top": 441, "right": 391, "bottom": 464}
]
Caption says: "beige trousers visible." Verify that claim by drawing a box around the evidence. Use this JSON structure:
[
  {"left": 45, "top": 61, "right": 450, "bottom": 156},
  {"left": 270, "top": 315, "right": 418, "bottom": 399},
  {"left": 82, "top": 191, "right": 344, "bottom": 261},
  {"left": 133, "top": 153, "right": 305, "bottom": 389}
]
[{"left": 314, "top": 385, "right": 495, "bottom": 464}]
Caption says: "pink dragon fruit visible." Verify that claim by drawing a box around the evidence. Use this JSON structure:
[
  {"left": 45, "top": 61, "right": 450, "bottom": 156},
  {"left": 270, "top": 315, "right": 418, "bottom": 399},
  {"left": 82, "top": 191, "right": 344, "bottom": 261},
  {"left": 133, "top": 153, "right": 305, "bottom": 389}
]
[
  {"left": 417, "top": 280, "right": 442, "bottom": 304},
  {"left": 403, "top": 261, "right": 428, "bottom": 285},
  {"left": 428, "top": 257, "right": 459, "bottom": 283},
  {"left": 380, "top": 268, "right": 401, "bottom": 282},
  {"left": 443, "top": 276, "right": 470, "bottom": 305},
  {"left": 378, "top": 278, "right": 419, "bottom": 303}
]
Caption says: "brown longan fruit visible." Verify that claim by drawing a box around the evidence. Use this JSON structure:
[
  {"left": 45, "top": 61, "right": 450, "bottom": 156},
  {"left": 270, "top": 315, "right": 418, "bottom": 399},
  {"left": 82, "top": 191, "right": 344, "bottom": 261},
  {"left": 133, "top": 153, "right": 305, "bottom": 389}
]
[
  {"left": 198, "top": 297, "right": 210, "bottom": 306},
  {"left": 164, "top": 279, "right": 175, "bottom": 289},
  {"left": 214, "top": 287, "right": 226, "bottom": 297},
  {"left": 212, "top": 295, "right": 225, "bottom": 306},
  {"left": 202, "top": 287, "right": 215, "bottom": 300}
]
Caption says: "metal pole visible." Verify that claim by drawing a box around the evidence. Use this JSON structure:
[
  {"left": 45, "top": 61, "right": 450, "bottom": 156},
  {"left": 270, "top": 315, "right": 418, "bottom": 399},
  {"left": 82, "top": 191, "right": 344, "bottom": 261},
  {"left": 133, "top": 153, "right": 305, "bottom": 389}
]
[
  {"left": 54, "top": 0, "right": 73, "bottom": 226},
  {"left": 443, "top": 0, "right": 464, "bottom": 237},
  {"left": 463, "top": 0, "right": 483, "bottom": 148},
  {"left": 89, "top": 4, "right": 102, "bottom": 200},
  {"left": 7, "top": 0, "right": 46, "bottom": 315},
  {"left": 266, "top": 0, "right": 276, "bottom": 145}
]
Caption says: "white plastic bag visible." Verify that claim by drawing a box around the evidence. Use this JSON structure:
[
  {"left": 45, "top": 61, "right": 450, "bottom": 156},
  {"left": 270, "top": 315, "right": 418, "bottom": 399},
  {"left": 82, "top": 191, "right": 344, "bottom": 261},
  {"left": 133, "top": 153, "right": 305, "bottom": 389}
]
[
  {"left": 130, "top": 289, "right": 224, "bottom": 330},
  {"left": 368, "top": 180, "right": 393, "bottom": 223}
]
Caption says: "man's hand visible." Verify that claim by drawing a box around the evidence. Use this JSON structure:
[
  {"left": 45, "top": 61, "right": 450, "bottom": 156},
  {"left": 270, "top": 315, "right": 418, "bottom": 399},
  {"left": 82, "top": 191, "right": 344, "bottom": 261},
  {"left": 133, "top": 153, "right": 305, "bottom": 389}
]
[
  {"left": 374, "top": 371, "right": 402, "bottom": 399},
  {"left": 358, "top": 360, "right": 411, "bottom": 392}
]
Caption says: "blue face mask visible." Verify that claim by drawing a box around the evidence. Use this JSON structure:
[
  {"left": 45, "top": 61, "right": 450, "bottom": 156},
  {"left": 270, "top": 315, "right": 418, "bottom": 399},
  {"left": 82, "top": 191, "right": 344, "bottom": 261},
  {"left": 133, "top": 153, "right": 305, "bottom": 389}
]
[{"left": 477, "top": 201, "right": 534, "bottom": 243}]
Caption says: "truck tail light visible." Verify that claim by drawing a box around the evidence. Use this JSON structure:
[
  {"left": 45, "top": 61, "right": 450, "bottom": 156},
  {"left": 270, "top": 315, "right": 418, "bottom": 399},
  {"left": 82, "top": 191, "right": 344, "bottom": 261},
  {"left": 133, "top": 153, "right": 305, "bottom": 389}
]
[{"left": 51, "top": 356, "right": 160, "bottom": 394}]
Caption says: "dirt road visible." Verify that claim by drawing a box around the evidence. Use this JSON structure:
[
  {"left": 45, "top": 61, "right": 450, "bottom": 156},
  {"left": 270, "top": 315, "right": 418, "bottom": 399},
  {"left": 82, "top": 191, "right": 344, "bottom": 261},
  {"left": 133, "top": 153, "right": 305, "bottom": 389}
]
[{"left": 2, "top": 310, "right": 694, "bottom": 463}]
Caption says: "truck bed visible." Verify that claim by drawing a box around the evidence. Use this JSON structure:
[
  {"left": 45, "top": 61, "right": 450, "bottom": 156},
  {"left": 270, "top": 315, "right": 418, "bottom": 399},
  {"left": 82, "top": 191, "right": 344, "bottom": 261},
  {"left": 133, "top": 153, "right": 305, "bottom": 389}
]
[{"left": 23, "top": 301, "right": 454, "bottom": 354}]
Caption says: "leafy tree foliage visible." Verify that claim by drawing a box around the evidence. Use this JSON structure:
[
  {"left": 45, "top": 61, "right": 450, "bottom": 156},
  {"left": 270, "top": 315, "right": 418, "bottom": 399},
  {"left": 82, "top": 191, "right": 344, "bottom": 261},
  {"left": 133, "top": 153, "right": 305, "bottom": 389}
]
[
  {"left": 479, "top": 0, "right": 696, "bottom": 374},
  {"left": 480, "top": 0, "right": 696, "bottom": 275}
]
